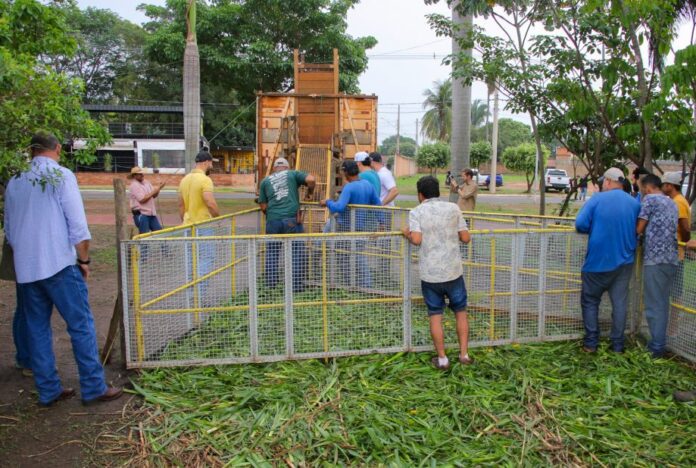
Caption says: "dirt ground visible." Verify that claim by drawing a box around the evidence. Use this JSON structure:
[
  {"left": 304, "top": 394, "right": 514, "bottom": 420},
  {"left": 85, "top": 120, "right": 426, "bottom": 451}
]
[{"left": 0, "top": 226, "right": 133, "bottom": 466}]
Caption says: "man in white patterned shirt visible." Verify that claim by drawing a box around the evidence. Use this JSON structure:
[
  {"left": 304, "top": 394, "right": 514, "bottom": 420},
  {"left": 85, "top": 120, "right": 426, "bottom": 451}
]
[{"left": 402, "top": 176, "right": 473, "bottom": 370}]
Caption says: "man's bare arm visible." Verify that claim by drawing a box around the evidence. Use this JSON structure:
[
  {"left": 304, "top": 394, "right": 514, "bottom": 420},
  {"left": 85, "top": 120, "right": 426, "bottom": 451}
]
[
  {"left": 203, "top": 192, "right": 220, "bottom": 218},
  {"left": 382, "top": 187, "right": 399, "bottom": 206},
  {"left": 636, "top": 218, "right": 648, "bottom": 235},
  {"left": 678, "top": 218, "right": 691, "bottom": 242},
  {"left": 178, "top": 194, "right": 185, "bottom": 221},
  {"left": 459, "top": 230, "right": 471, "bottom": 244},
  {"left": 75, "top": 240, "right": 90, "bottom": 278}
]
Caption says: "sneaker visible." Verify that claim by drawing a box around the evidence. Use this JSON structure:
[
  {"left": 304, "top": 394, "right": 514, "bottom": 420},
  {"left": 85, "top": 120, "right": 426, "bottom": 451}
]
[
  {"left": 673, "top": 390, "right": 696, "bottom": 403},
  {"left": 431, "top": 357, "right": 450, "bottom": 371},
  {"left": 459, "top": 355, "right": 475, "bottom": 365}
]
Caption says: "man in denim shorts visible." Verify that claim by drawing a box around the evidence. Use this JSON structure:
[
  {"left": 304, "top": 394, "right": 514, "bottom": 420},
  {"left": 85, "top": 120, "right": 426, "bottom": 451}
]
[{"left": 402, "top": 176, "right": 473, "bottom": 370}]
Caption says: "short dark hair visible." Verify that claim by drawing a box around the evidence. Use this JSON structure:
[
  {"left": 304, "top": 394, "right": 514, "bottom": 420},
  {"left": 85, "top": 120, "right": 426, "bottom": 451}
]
[
  {"left": 195, "top": 151, "right": 213, "bottom": 162},
  {"left": 30, "top": 131, "right": 60, "bottom": 154},
  {"left": 633, "top": 166, "right": 650, "bottom": 177},
  {"left": 416, "top": 175, "right": 440, "bottom": 199},
  {"left": 369, "top": 152, "right": 382, "bottom": 163},
  {"left": 463, "top": 169, "right": 474, "bottom": 178},
  {"left": 341, "top": 160, "right": 359, "bottom": 177},
  {"left": 360, "top": 156, "right": 371, "bottom": 167},
  {"left": 641, "top": 174, "right": 662, "bottom": 190}
]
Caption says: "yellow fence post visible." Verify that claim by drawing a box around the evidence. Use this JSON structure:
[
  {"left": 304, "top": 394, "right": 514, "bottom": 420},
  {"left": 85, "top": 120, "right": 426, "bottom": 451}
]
[
  {"left": 322, "top": 239, "right": 329, "bottom": 356},
  {"left": 562, "top": 235, "right": 571, "bottom": 313},
  {"left": 489, "top": 238, "right": 496, "bottom": 341},
  {"left": 192, "top": 228, "right": 200, "bottom": 325},
  {"left": 131, "top": 245, "right": 145, "bottom": 362},
  {"left": 231, "top": 217, "right": 237, "bottom": 296}
]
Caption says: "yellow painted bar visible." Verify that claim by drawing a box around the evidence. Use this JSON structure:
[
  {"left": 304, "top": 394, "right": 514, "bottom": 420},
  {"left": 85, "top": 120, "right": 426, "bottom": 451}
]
[
  {"left": 131, "top": 246, "right": 145, "bottom": 361},
  {"left": 322, "top": 240, "right": 329, "bottom": 354},
  {"left": 133, "top": 208, "right": 262, "bottom": 240},
  {"left": 191, "top": 228, "right": 200, "bottom": 325},
  {"left": 140, "top": 257, "right": 247, "bottom": 309},
  {"left": 671, "top": 302, "right": 696, "bottom": 315},
  {"left": 489, "top": 238, "right": 496, "bottom": 340},
  {"left": 231, "top": 217, "right": 237, "bottom": 296},
  {"left": 562, "top": 235, "right": 571, "bottom": 312}
]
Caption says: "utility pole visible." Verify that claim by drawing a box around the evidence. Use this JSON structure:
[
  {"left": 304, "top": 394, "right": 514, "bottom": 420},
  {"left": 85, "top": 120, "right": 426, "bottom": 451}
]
[
  {"left": 183, "top": 0, "right": 200, "bottom": 172},
  {"left": 490, "top": 86, "right": 499, "bottom": 195},
  {"left": 415, "top": 118, "right": 419, "bottom": 151},
  {"left": 396, "top": 104, "right": 401, "bottom": 156}
]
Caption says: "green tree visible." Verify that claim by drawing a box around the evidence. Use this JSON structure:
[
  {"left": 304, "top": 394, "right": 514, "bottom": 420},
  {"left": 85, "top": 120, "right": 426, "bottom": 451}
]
[
  {"left": 0, "top": 0, "right": 109, "bottom": 184},
  {"left": 470, "top": 98, "right": 488, "bottom": 127},
  {"left": 471, "top": 118, "right": 532, "bottom": 157},
  {"left": 140, "top": 0, "right": 377, "bottom": 146},
  {"left": 421, "top": 79, "right": 452, "bottom": 142},
  {"left": 379, "top": 135, "right": 417, "bottom": 157},
  {"left": 501, "top": 142, "right": 548, "bottom": 193},
  {"left": 416, "top": 142, "right": 450, "bottom": 175},
  {"left": 469, "top": 140, "right": 491, "bottom": 169}
]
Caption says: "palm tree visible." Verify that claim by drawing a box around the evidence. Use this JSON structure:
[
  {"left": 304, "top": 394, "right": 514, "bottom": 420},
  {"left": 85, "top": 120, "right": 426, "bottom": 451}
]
[
  {"left": 470, "top": 98, "right": 489, "bottom": 127},
  {"left": 183, "top": 0, "right": 200, "bottom": 172},
  {"left": 421, "top": 79, "right": 452, "bottom": 142}
]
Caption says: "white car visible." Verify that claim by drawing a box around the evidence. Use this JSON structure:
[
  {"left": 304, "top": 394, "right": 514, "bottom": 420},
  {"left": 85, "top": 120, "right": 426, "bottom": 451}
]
[
  {"left": 544, "top": 169, "right": 570, "bottom": 193},
  {"left": 681, "top": 172, "right": 692, "bottom": 198}
]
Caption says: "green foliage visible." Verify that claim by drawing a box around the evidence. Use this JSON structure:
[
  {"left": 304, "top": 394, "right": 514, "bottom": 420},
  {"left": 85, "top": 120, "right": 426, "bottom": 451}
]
[
  {"left": 421, "top": 79, "right": 452, "bottom": 142},
  {"left": 471, "top": 118, "right": 533, "bottom": 157},
  {"left": 470, "top": 98, "right": 489, "bottom": 127},
  {"left": 416, "top": 141, "right": 450, "bottom": 173},
  {"left": 103, "top": 152, "right": 113, "bottom": 172},
  {"left": 379, "top": 135, "right": 417, "bottom": 156},
  {"left": 131, "top": 341, "right": 696, "bottom": 465},
  {"left": 469, "top": 140, "right": 491, "bottom": 169},
  {"left": 0, "top": 0, "right": 110, "bottom": 183},
  {"left": 502, "top": 142, "right": 548, "bottom": 192},
  {"left": 140, "top": 0, "right": 377, "bottom": 146}
]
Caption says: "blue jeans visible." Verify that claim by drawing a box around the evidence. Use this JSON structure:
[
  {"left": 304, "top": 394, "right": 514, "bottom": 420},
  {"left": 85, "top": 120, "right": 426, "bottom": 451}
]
[
  {"left": 13, "top": 283, "right": 31, "bottom": 369},
  {"left": 643, "top": 263, "right": 678, "bottom": 355},
  {"left": 133, "top": 213, "right": 162, "bottom": 234},
  {"left": 265, "top": 218, "right": 306, "bottom": 291},
  {"left": 581, "top": 263, "right": 633, "bottom": 351},
  {"left": 421, "top": 276, "right": 468, "bottom": 316},
  {"left": 336, "top": 239, "right": 372, "bottom": 288},
  {"left": 17, "top": 265, "right": 107, "bottom": 405}
]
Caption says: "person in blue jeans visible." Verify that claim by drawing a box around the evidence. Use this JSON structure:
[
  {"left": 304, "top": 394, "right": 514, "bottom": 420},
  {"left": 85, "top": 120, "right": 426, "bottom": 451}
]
[
  {"left": 320, "top": 160, "right": 381, "bottom": 288},
  {"left": 4, "top": 132, "right": 122, "bottom": 406},
  {"left": 575, "top": 168, "right": 640, "bottom": 353},
  {"left": 258, "top": 157, "right": 316, "bottom": 291},
  {"left": 636, "top": 174, "right": 679, "bottom": 358}
]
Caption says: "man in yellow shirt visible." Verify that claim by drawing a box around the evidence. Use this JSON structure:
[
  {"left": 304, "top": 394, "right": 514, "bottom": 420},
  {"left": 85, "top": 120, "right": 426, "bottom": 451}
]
[
  {"left": 661, "top": 172, "right": 691, "bottom": 299},
  {"left": 178, "top": 151, "right": 220, "bottom": 224}
]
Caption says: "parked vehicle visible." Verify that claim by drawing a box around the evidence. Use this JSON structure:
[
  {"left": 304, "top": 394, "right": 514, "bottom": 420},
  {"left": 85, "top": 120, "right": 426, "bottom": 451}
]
[
  {"left": 476, "top": 172, "right": 503, "bottom": 188},
  {"left": 681, "top": 172, "right": 692, "bottom": 198},
  {"left": 544, "top": 168, "right": 570, "bottom": 193}
]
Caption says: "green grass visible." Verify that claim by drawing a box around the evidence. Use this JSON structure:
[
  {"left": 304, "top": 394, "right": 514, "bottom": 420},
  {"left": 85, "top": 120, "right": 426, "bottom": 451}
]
[
  {"left": 129, "top": 341, "right": 696, "bottom": 466},
  {"left": 396, "top": 172, "right": 532, "bottom": 196}
]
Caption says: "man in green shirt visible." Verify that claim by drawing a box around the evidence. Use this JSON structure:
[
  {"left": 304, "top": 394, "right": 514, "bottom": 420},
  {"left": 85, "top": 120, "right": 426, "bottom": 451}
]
[{"left": 258, "top": 157, "right": 316, "bottom": 290}]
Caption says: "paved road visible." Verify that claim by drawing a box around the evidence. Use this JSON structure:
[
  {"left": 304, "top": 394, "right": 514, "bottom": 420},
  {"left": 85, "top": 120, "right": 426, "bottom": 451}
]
[{"left": 81, "top": 189, "right": 577, "bottom": 205}]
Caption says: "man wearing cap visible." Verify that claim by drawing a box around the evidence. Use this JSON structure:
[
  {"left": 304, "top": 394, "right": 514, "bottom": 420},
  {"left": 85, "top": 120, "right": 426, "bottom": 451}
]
[
  {"left": 575, "top": 167, "right": 641, "bottom": 353},
  {"left": 320, "top": 161, "right": 381, "bottom": 288},
  {"left": 128, "top": 166, "right": 165, "bottom": 234},
  {"left": 354, "top": 151, "right": 381, "bottom": 199},
  {"left": 661, "top": 172, "right": 691, "bottom": 299},
  {"left": 4, "top": 131, "right": 122, "bottom": 406},
  {"left": 369, "top": 152, "right": 399, "bottom": 207},
  {"left": 258, "top": 157, "right": 316, "bottom": 290},
  {"left": 178, "top": 151, "right": 220, "bottom": 224},
  {"left": 636, "top": 174, "right": 679, "bottom": 358},
  {"left": 450, "top": 168, "right": 478, "bottom": 212}
]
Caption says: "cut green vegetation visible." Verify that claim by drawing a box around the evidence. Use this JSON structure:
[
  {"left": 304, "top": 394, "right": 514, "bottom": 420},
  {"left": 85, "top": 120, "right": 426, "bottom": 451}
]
[{"left": 127, "top": 341, "right": 696, "bottom": 466}]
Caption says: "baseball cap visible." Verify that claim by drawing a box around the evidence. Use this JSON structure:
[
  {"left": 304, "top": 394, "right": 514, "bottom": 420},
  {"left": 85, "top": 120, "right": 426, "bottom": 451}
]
[
  {"left": 273, "top": 157, "right": 290, "bottom": 168},
  {"left": 354, "top": 151, "right": 369, "bottom": 163},
  {"left": 341, "top": 160, "right": 359, "bottom": 176},
  {"left": 603, "top": 167, "right": 625, "bottom": 182},
  {"left": 662, "top": 171, "right": 683, "bottom": 186},
  {"left": 369, "top": 152, "right": 383, "bottom": 163},
  {"left": 127, "top": 166, "right": 145, "bottom": 178},
  {"left": 195, "top": 151, "right": 218, "bottom": 163}
]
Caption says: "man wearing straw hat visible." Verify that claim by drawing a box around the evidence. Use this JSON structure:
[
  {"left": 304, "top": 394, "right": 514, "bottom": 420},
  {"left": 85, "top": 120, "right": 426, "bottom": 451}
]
[
  {"left": 575, "top": 167, "right": 640, "bottom": 354},
  {"left": 128, "top": 166, "right": 165, "bottom": 234}
]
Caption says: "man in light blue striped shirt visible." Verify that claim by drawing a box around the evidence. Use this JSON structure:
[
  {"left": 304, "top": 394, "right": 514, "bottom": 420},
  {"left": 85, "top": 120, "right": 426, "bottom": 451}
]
[{"left": 4, "top": 132, "right": 122, "bottom": 406}]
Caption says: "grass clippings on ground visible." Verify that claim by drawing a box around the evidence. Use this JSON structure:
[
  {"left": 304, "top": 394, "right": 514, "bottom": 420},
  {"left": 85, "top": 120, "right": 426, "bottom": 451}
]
[{"left": 119, "top": 341, "right": 695, "bottom": 466}]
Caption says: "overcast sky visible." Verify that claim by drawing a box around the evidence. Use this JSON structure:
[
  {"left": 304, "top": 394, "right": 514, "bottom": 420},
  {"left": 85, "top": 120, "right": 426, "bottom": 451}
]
[{"left": 76, "top": 0, "right": 693, "bottom": 144}]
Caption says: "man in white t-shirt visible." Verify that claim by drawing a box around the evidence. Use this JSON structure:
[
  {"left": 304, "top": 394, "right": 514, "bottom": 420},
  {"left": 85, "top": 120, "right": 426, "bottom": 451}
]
[
  {"left": 402, "top": 175, "right": 474, "bottom": 370},
  {"left": 369, "top": 152, "right": 399, "bottom": 206}
]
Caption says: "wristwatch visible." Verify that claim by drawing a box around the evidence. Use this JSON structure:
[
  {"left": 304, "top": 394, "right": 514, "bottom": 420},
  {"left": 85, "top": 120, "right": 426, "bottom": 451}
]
[{"left": 77, "top": 258, "right": 91, "bottom": 265}]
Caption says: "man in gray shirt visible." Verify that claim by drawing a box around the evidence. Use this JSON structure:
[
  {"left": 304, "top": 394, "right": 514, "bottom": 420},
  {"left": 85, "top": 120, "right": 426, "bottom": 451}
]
[{"left": 402, "top": 176, "right": 473, "bottom": 370}]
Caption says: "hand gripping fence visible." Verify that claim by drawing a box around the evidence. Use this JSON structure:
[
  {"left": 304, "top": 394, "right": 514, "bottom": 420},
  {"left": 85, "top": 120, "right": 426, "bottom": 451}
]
[{"left": 121, "top": 205, "right": 695, "bottom": 368}]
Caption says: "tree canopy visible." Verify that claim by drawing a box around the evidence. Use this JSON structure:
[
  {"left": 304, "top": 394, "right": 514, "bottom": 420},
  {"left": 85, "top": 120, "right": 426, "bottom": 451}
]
[
  {"left": 379, "top": 135, "right": 417, "bottom": 157},
  {"left": 501, "top": 142, "right": 549, "bottom": 193},
  {"left": 471, "top": 118, "right": 532, "bottom": 157},
  {"left": 469, "top": 140, "right": 491, "bottom": 169},
  {"left": 0, "top": 0, "right": 109, "bottom": 183},
  {"left": 416, "top": 141, "right": 450, "bottom": 174}
]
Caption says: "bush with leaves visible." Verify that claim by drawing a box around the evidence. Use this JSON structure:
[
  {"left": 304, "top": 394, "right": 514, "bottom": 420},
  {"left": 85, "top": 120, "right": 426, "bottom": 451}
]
[
  {"left": 501, "top": 143, "right": 548, "bottom": 193},
  {"left": 416, "top": 142, "right": 450, "bottom": 175},
  {"left": 469, "top": 140, "right": 491, "bottom": 170}
]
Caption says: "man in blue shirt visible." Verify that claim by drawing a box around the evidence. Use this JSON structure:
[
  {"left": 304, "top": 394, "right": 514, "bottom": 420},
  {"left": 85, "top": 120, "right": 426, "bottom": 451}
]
[
  {"left": 354, "top": 151, "right": 381, "bottom": 200},
  {"left": 4, "top": 132, "right": 122, "bottom": 406},
  {"left": 575, "top": 167, "right": 640, "bottom": 353},
  {"left": 320, "top": 160, "right": 381, "bottom": 288}
]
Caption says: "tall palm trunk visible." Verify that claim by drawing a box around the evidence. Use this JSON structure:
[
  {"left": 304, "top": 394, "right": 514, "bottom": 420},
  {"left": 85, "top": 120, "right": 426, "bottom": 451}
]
[
  {"left": 490, "top": 86, "right": 499, "bottom": 194},
  {"left": 450, "top": 6, "right": 473, "bottom": 202},
  {"left": 183, "top": 0, "right": 200, "bottom": 172}
]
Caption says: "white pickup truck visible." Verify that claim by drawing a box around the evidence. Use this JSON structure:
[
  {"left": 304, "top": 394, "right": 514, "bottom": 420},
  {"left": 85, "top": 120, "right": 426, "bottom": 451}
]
[{"left": 544, "top": 169, "right": 570, "bottom": 193}]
